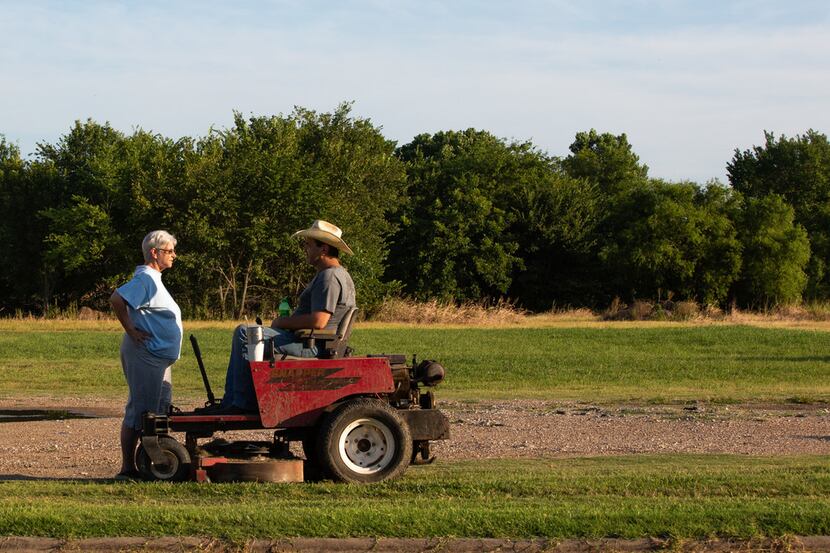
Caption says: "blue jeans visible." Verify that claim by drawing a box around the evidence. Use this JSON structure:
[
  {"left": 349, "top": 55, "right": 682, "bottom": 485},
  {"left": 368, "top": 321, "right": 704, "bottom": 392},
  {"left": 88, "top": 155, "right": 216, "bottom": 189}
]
[{"left": 221, "top": 324, "right": 318, "bottom": 411}]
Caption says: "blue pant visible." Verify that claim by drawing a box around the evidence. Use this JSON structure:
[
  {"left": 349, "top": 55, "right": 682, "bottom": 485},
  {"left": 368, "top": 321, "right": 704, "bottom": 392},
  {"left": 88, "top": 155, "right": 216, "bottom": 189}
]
[{"left": 221, "top": 324, "right": 317, "bottom": 411}]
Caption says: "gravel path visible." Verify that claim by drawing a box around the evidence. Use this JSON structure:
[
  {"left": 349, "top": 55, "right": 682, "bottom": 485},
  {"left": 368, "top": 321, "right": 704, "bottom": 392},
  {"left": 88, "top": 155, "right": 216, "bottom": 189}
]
[{"left": 0, "top": 398, "right": 828, "bottom": 480}]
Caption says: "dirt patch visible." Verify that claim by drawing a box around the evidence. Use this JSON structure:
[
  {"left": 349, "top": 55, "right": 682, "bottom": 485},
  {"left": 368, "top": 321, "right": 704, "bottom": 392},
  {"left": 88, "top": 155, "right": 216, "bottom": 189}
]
[
  {"left": 439, "top": 399, "right": 830, "bottom": 459},
  {"left": 0, "top": 398, "right": 828, "bottom": 481}
]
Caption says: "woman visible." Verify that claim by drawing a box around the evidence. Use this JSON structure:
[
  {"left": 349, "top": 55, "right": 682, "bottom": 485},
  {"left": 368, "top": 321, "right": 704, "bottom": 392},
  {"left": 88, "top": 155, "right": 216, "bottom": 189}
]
[{"left": 110, "top": 230, "right": 182, "bottom": 480}]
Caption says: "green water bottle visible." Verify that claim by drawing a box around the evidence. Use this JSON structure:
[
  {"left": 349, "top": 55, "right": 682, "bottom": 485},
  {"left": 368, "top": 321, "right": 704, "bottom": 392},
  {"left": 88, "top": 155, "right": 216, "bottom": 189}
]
[{"left": 278, "top": 297, "right": 291, "bottom": 318}]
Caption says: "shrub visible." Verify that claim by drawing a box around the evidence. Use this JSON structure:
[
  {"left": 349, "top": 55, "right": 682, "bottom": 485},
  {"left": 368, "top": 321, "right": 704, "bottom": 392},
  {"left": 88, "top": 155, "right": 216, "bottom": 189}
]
[{"left": 671, "top": 300, "right": 700, "bottom": 321}]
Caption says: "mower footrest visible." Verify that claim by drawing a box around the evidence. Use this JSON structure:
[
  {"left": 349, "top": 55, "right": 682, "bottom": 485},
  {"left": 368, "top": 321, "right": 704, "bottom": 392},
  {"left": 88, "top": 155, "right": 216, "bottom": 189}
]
[{"left": 400, "top": 409, "right": 450, "bottom": 441}]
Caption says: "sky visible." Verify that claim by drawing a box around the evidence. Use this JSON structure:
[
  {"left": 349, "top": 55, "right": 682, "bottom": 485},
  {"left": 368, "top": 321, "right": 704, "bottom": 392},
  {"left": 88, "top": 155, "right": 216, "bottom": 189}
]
[{"left": 1, "top": 0, "right": 829, "bottom": 184}]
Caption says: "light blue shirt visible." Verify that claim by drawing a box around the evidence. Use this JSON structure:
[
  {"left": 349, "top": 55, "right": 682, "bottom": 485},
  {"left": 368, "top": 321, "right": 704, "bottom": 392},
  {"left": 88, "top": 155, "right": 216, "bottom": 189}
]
[{"left": 117, "top": 265, "right": 182, "bottom": 360}]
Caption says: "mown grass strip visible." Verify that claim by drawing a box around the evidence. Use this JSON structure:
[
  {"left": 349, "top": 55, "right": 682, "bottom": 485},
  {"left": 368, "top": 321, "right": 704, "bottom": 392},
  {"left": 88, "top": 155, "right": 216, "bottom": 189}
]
[
  {"left": 1, "top": 324, "right": 829, "bottom": 403},
  {"left": 1, "top": 457, "right": 829, "bottom": 539}
]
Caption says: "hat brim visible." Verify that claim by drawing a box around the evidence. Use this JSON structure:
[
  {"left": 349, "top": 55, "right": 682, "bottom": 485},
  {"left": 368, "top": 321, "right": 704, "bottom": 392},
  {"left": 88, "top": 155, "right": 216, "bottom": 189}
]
[{"left": 292, "top": 229, "right": 354, "bottom": 255}]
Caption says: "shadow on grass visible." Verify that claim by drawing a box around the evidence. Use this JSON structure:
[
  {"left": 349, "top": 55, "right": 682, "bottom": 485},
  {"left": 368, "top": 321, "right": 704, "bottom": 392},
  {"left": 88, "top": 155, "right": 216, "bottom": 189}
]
[
  {"left": 701, "top": 355, "right": 830, "bottom": 363},
  {"left": 798, "top": 435, "right": 830, "bottom": 442},
  {"left": 0, "top": 474, "right": 134, "bottom": 483}
]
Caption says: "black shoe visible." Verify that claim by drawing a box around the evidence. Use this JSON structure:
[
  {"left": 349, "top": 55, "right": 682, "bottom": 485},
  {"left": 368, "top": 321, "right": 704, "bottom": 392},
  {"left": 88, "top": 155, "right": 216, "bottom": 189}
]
[
  {"left": 113, "top": 470, "right": 142, "bottom": 482},
  {"left": 216, "top": 404, "right": 257, "bottom": 415},
  {"left": 193, "top": 402, "right": 224, "bottom": 414}
]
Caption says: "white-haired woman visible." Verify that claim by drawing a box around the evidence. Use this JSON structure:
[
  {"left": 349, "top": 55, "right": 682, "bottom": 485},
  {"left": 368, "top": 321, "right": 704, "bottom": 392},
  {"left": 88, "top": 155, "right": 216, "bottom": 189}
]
[{"left": 109, "top": 230, "right": 182, "bottom": 480}]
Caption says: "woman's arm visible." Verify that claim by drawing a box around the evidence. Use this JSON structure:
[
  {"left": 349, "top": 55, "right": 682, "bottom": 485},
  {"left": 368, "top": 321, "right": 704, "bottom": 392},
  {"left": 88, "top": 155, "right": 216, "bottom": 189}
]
[{"left": 110, "top": 291, "right": 151, "bottom": 344}]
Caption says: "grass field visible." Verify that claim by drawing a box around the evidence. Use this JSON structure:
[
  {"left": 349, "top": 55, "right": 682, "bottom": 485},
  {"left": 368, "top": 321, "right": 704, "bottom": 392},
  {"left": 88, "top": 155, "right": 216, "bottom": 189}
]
[
  {"left": 1, "top": 456, "right": 829, "bottom": 539},
  {"left": 2, "top": 320, "right": 830, "bottom": 542},
  {"left": 0, "top": 321, "right": 828, "bottom": 403}
]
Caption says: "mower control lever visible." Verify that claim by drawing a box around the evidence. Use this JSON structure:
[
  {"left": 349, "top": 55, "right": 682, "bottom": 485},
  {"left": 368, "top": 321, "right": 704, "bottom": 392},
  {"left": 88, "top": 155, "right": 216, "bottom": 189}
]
[{"left": 190, "top": 334, "right": 217, "bottom": 406}]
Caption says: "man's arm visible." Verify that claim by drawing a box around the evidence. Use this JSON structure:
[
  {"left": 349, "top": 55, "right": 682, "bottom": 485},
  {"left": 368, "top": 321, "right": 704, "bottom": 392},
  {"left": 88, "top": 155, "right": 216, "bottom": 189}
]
[{"left": 271, "top": 311, "right": 331, "bottom": 331}]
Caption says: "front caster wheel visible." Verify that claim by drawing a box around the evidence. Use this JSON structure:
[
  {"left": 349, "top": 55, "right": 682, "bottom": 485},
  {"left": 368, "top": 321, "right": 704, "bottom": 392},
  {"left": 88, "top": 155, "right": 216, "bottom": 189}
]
[
  {"left": 317, "top": 399, "right": 412, "bottom": 483},
  {"left": 136, "top": 436, "right": 191, "bottom": 482}
]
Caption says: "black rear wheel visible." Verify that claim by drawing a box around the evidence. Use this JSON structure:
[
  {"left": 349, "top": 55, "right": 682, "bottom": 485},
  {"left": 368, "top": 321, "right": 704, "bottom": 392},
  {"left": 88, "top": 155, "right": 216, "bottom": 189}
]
[{"left": 317, "top": 399, "right": 412, "bottom": 483}]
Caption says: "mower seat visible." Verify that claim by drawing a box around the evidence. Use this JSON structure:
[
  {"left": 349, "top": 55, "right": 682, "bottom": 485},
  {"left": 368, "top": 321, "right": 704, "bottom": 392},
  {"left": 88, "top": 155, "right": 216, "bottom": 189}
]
[{"left": 294, "top": 307, "right": 359, "bottom": 359}]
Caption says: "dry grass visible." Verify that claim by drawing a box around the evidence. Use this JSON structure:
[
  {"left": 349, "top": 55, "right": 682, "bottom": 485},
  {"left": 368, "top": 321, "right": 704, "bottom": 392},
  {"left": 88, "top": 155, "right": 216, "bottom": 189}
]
[
  {"left": 722, "top": 305, "right": 830, "bottom": 330},
  {"left": 7, "top": 297, "right": 830, "bottom": 331},
  {"left": 369, "top": 297, "right": 528, "bottom": 326},
  {"left": 367, "top": 297, "right": 830, "bottom": 331},
  {"left": 602, "top": 298, "right": 717, "bottom": 322}
]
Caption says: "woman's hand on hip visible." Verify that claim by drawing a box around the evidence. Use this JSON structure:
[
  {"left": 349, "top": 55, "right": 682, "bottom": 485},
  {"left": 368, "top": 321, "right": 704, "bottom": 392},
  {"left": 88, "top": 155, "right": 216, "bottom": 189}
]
[{"left": 127, "top": 328, "right": 151, "bottom": 345}]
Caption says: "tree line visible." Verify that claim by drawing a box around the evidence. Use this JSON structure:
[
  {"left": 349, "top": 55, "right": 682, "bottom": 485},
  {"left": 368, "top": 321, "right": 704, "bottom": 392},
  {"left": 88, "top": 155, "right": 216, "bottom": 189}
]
[{"left": 1, "top": 103, "right": 828, "bottom": 318}]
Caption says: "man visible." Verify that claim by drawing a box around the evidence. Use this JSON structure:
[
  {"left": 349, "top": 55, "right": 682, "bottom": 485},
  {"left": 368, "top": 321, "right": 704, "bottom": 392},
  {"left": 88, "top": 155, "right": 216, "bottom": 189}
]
[{"left": 203, "top": 220, "right": 356, "bottom": 415}]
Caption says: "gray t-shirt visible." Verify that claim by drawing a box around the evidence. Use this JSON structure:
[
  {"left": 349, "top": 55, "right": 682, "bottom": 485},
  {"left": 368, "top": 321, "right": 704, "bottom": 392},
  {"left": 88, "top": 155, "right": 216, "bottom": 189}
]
[{"left": 295, "top": 266, "right": 356, "bottom": 333}]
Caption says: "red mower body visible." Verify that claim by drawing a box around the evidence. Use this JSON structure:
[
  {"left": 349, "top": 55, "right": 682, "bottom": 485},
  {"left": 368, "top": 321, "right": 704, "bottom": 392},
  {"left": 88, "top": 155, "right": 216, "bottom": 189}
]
[{"left": 249, "top": 357, "right": 395, "bottom": 428}]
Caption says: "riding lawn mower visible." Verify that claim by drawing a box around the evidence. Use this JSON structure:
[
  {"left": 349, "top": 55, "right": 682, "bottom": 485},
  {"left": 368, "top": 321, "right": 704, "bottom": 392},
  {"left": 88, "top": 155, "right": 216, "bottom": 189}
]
[{"left": 136, "top": 308, "right": 449, "bottom": 484}]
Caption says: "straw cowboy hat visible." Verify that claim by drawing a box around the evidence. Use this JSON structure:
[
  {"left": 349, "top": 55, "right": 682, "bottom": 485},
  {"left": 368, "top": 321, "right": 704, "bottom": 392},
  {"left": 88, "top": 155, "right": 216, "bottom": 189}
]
[{"left": 292, "top": 220, "right": 354, "bottom": 255}]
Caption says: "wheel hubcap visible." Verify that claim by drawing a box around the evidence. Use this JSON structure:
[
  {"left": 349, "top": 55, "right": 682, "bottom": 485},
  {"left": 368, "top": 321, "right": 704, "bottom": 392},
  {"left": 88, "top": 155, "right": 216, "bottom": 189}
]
[
  {"left": 338, "top": 418, "right": 395, "bottom": 475},
  {"left": 150, "top": 450, "right": 179, "bottom": 479}
]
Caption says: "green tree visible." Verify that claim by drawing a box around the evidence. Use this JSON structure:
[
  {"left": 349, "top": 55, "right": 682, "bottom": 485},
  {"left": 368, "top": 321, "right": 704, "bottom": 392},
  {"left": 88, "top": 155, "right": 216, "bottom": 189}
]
[
  {"left": 177, "top": 104, "right": 405, "bottom": 318},
  {"left": 35, "top": 120, "right": 128, "bottom": 309},
  {"left": 692, "top": 183, "right": 744, "bottom": 305},
  {"left": 0, "top": 137, "right": 36, "bottom": 312},
  {"left": 506, "top": 173, "right": 602, "bottom": 309},
  {"left": 389, "top": 130, "right": 535, "bottom": 302},
  {"left": 4, "top": 105, "right": 404, "bottom": 318},
  {"left": 735, "top": 195, "right": 810, "bottom": 306},
  {"left": 33, "top": 121, "right": 184, "bottom": 311},
  {"left": 562, "top": 129, "right": 649, "bottom": 194},
  {"left": 728, "top": 130, "right": 830, "bottom": 297},
  {"left": 599, "top": 180, "right": 742, "bottom": 305}
]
